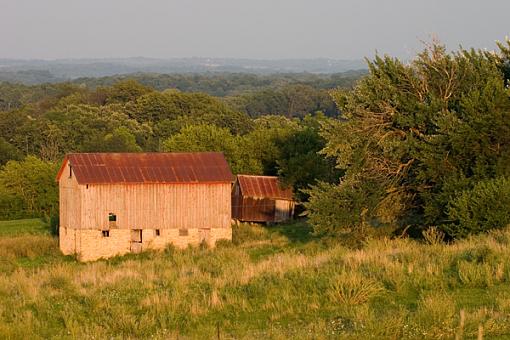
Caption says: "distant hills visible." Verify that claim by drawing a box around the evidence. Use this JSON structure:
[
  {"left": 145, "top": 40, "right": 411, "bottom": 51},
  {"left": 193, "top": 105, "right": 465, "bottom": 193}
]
[{"left": 0, "top": 57, "right": 367, "bottom": 84}]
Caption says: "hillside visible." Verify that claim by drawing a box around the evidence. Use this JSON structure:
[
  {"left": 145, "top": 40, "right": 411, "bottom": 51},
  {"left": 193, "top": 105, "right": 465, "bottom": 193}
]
[{"left": 1, "top": 219, "right": 509, "bottom": 338}]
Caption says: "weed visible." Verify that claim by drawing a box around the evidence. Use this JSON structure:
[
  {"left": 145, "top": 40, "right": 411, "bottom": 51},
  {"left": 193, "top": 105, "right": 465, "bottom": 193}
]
[{"left": 328, "top": 271, "right": 385, "bottom": 305}]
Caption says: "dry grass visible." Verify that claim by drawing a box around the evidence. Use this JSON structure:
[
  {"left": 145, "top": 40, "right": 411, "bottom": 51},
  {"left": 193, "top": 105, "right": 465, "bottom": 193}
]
[
  {"left": 329, "top": 271, "right": 385, "bottom": 305},
  {"left": 0, "top": 234, "right": 57, "bottom": 259},
  {"left": 0, "top": 221, "right": 510, "bottom": 338}
]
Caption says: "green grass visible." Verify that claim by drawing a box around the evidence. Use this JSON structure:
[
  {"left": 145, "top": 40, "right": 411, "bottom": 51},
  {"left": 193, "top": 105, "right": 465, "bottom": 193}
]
[
  {"left": 1, "top": 219, "right": 510, "bottom": 339},
  {"left": 0, "top": 218, "right": 50, "bottom": 236}
]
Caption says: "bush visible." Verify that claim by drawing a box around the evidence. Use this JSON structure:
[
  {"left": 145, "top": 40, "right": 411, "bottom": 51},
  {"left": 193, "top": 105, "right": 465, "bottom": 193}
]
[
  {"left": 0, "top": 191, "right": 27, "bottom": 220},
  {"left": 446, "top": 177, "right": 510, "bottom": 238},
  {"left": 422, "top": 226, "right": 445, "bottom": 245},
  {"left": 328, "top": 272, "right": 384, "bottom": 305},
  {"left": 50, "top": 214, "right": 59, "bottom": 236}
]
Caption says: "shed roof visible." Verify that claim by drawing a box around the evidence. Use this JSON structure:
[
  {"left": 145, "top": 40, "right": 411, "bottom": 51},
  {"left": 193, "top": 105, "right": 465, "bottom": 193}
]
[
  {"left": 56, "top": 152, "right": 233, "bottom": 184},
  {"left": 237, "top": 175, "right": 293, "bottom": 200}
]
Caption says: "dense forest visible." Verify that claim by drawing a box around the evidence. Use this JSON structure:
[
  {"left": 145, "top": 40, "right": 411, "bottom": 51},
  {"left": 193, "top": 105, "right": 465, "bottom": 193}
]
[
  {"left": 0, "top": 71, "right": 348, "bottom": 220},
  {"left": 1, "top": 40, "right": 510, "bottom": 243}
]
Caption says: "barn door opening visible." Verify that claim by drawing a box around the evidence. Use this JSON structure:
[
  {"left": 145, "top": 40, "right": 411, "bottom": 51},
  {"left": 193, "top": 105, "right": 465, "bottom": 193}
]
[{"left": 130, "top": 229, "right": 142, "bottom": 253}]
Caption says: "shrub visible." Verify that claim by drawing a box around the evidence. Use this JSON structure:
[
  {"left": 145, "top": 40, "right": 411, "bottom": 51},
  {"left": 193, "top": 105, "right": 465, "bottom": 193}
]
[
  {"left": 446, "top": 177, "right": 510, "bottom": 238},
  {"left": 328, "top": 272, "right": 384, "bottom": 305},
  {"left": 50, "top": 214, "right": 59, "bottom": 236},
  {"left": 422, "top": 226, "right": 445, "bottom": 245},
  {"left": 457, "top": 260, "right": 494, "bottom": 288}
]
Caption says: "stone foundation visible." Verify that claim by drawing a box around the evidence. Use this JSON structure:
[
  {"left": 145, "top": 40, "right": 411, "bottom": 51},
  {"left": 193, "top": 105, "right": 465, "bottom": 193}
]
[{"left": 59, "top": 227, "right": 232, "bottom": 262}]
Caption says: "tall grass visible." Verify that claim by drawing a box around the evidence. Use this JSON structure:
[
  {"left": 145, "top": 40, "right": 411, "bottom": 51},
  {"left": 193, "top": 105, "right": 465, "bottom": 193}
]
[{"left": 0, "top": 220, "right": 510, "bottom": 338}]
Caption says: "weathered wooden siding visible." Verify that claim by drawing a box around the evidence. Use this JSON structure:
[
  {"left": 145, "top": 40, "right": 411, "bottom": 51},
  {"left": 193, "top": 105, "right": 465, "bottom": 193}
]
[
  {"left": 80, "top": 183, "right": 231, "bottom": 230},
  {"left": 232, "top": 181, "right": 243, "bottom": 220},
  {"left": 275, "top": 199, "right": 294, "bottom": 222},
  {"left": 59, "top": 160, "right": 82, "bottom": 230}
]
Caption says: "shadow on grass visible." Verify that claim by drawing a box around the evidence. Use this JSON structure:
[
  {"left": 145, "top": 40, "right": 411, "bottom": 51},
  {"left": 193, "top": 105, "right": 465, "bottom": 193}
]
[{"left": 267, "top": 219, "right": 316, "bottom": 244}]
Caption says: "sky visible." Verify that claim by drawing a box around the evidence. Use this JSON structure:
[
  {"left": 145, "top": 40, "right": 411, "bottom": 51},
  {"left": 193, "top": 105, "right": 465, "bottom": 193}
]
[{"left": 0, "top": 0, "right": 509, "bottom": 60}]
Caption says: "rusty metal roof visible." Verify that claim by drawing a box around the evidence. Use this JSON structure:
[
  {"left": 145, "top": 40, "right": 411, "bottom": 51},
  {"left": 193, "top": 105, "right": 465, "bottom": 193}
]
[
  {"left": 236, "top": 175, "right": 293, "bottom": 200},
  {"left": 56, "top": 152, "right": 233, "bottom": 184}
]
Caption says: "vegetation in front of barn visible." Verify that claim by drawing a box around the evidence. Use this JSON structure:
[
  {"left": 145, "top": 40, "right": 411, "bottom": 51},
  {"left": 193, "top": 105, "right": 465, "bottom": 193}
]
[{"left": 1, "top": 219, "right": 510, "bottom": 339}]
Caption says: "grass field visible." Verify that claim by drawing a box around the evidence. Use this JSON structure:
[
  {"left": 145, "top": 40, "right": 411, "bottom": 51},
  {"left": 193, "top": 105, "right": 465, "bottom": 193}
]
[
  {"left": 1, "top": 219, "right": 510, "bottom": 339},
  {"left": 0, "top": 218, "right": 51, "bottom": 236}
]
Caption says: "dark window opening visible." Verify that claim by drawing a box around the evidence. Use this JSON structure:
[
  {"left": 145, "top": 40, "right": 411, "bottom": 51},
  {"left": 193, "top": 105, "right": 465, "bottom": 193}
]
[
  {"left": 109, "top": 213, "right": 116, "bottom": 222},
  {"left": 69, "top": 165, "right": 72, "bottom": 178},
  {"left": 179, "top": 229, "right": 188, "bottom": 237},
  {"left": 86, "top": 184, "right": 89, "bottom": 189},
  {"left": 102, "top": 230, "right": 110, "bottom": 237},
  {"left": 155, "top": 229, "right": 160, "bottom": 236}
]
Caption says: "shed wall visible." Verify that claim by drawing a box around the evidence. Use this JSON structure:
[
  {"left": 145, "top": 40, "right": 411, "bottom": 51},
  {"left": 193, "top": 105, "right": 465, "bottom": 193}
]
[
  {"left": 231, "top": 181, "right": 294, "bottom": 223},
  {"left": 275, "top": 199, "right": 295, "bottom": 222}
]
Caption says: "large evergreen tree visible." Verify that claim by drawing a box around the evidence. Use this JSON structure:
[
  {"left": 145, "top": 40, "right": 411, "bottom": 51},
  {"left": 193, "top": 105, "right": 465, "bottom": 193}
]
[{"left": 306, "top": 41, "right": 510, "bottom": 239}]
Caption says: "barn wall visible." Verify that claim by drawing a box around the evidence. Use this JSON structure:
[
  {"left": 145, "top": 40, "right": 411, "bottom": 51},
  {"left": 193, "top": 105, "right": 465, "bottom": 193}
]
[
  {"left": 76, "top": 229, "right": 131, "bottom": 261},
  {"left": 58, "top": 171, "right": 232, "bottom": 260},
  {"left": 79, "top": 183, "right": 231, "bottom": 230},
  {"left": 75, "top": 227, "right": 232, "bottom": 262},
  {"left": 59, "top": 160, "right": 82, "bottom": 230},
  {"left": 59, "top": 227, "right": 77, "bottom": 255},
  {"left": 59, "top": 161, "right": 83, "bottom": 255}
]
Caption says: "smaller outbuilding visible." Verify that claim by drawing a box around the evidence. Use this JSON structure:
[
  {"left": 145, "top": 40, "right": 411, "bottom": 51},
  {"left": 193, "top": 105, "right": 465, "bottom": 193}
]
[{"left": 232, "top": 175, "right": 295, "bottom": 223}]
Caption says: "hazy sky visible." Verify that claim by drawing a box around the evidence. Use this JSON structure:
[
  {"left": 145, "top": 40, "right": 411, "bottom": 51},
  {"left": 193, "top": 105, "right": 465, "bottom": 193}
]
[{"left": 0, "top": 0, "right": 508, "bottom": 60}]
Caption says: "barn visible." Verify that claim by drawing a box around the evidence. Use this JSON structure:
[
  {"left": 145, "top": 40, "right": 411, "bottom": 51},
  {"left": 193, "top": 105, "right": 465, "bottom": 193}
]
[
  {"left": 56, "top": 152, "right": 233, "bottom": 261},
  {"left": 231, "top": 175, "right": 295, "bottom": 223}
]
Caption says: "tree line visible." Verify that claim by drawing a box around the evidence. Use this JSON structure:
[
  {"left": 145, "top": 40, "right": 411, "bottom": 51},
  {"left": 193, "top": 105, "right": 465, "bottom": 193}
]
[
  {"left": 0, "top": 77, "right": 340, "bottom": 220},
  {"left": 1, "top": 40, "right": 509, "bottom": 244}
]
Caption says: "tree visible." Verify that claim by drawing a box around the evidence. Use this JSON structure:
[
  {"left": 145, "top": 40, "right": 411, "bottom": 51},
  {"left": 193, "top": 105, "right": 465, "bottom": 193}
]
[
  {"left": 105, "top": 79, "right": 153, "bottom": 104},
  {"left": 101, "top": 127, "right": 142, "bottom": 152},
  {"left": 241, "top": 115, "right": 298, "bottom": 175},
  {"left": 307, "top": 41, "right": 510, "bottom": 238},
  {"left": 277, "top": 114, "right": 341, "bottom": 201},
  {"left": 446, "top": 177, "right": 510, "bottom": 238},
  {"left": 131, "top": 91, "right": 180, "bottom": 123},
  {"left": 162, "top": 124, "right": 259, "bottom": 174},
  {"left": 0, "top": 156, "right": 59, "bottom": 218},
  {"left": 0, "top": 137, "right": 21, "bottom": 165}
]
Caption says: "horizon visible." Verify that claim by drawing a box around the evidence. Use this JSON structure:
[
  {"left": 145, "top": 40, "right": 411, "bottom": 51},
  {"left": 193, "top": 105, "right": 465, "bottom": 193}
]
[{"left": 0, "top": 56, "right": 367, "bottom": 62}]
